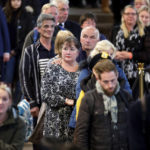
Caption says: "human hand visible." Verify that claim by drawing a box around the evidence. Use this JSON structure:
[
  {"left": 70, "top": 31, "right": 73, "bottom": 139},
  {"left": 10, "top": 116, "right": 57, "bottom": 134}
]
[
  {"left": 115, "top": 51, "right": 132, "bottom": 61},
  {"left": 3, "top": 53, "right": 10, "bottom": 62},
  {"left": 10, "top": 50, "right": 16, "bottom": 57},
  {"left": 65, "top": 98, "right": 74, "bottom": 106},
  {"left": 51, "top": 58, "right": 62, "bottom": 65},
  {"left": 30, "top": 106, "right": 39, "bottom": 117}
]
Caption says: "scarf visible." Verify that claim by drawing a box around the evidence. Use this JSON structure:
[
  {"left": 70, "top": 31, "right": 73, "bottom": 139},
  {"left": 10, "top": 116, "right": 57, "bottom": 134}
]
[{"left": 96, "top": 81, "right": 120, "bottom": 123}]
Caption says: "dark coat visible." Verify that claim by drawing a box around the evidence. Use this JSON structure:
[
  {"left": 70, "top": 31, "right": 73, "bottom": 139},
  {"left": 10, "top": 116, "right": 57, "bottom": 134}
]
[
  {"left": 128, "top": 94, "right": 150, "bottom": 150},
  {"left": 0, "top": 107, "right": 26, "bottom": 150},
  {"left": 0, "top": 5, "right": 10, "bottom": 57},
  {"left": 74, "top": 88, "right": 132, "bottom": 150},
  {"left": 65, "top": 20, "right": 81, "bottom": 41},
  {"left": 19, "top": 40, "right": 55, "bottom": 108},
  {"left": 6, "top": 8, "right": 34, "bottom": 58}
]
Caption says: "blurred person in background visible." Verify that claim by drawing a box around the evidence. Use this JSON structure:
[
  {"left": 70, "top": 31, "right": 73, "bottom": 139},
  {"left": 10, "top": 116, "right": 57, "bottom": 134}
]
[
  {"left": 79, "top": 12, "right": 106, "bottom": 40},
  {"left": 0, "top": 84, "right": 25, "bottom": 150},
  {"left": 0, "top": 5, "right": 10, "bottom": 84},
  {"left": 22, "top": 2, "right": 59, "bottom": 51},
  {"left": 51, "top": 0, "right": 81, "bottom": 40},
  {"left": 138, "top": 5, "right": 150, "bottom": 27},
  {"left": 3, "top": 0, "right": 34, "bottom": 105},
  {"left": 128, "top": 94, "right": 150, "bottom": 150},
  {"left": 134, "top": 0, "right": 150, "bottom": 11}
]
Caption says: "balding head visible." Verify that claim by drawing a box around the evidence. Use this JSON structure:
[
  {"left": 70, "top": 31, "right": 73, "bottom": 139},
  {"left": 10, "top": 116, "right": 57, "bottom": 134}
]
[{"left": 80, "top": 26, "right": 99, "bottom": 56}]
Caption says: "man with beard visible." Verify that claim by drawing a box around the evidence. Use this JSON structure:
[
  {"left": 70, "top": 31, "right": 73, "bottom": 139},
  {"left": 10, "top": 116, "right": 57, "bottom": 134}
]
[{"left": 74, "top": 59, "right": 132, "bottom": 150}]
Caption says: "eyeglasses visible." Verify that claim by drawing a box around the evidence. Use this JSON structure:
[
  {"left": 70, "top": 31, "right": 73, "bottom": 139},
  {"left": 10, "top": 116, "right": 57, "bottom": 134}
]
[{"left": 124, "top": 13, "right": 137, "bottom": 16}]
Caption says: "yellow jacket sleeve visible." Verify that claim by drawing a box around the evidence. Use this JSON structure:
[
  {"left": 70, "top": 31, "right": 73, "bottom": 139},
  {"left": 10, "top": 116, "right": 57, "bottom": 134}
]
[{"left": 76, "top": 90, "right": 85, "bottom": 120}]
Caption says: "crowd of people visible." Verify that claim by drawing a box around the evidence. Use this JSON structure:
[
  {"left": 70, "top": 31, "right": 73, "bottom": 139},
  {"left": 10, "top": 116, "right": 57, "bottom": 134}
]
[{"left": 0, "top": 0, "right": 150, "bottom": 150}]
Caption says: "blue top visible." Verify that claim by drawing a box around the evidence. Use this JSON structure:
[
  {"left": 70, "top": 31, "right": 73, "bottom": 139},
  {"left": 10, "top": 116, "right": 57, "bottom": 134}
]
[{"left": 0, "top": 6, "right": 10, "bottom": 56}]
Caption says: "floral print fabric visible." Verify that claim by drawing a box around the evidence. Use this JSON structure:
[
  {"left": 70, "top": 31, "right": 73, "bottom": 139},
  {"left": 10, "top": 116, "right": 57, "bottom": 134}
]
[
  {"left": 41, "top": 62, "right": 79, "bottom": 142},
  {"left": 114, "top": 26, "right": 144, "bottom": 80}
]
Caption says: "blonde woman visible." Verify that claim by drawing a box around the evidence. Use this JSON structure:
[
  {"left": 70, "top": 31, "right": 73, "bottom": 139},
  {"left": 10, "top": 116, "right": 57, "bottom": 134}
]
[
  {"left": 111, "top": 5, "right": 146, "bottom": 96},
  {"left": 0, "top": 84, "right": 26, "bottom": 150},
  {"left": 138, "top": 5, "right": 150, "bottom": 27}
]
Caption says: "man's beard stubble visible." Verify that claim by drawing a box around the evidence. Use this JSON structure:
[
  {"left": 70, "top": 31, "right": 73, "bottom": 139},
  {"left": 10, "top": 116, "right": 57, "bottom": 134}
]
[{"left": 102, "top": 85, "right": 117, "bottom": 97}]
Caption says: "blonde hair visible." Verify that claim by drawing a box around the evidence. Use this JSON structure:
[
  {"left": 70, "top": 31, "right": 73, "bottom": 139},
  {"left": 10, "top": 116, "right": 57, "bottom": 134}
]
[
  {"left": 0, "top": 84, "right": 12, "bottom": 99},
  {"left": 90, "top": 40, "right": 116, "bottom": 59},
  {"left": 121, "top": 5, "right": 145, "bottom": 38},
  {"left": 134, "top": 0, "right": 150, "bottom": 8},
  {"left": 41, "top": 3, "right": 57, "bottom": 13},
  {"left": 138, "top": 5, "right": 150, "bottom": 14},
  {"left": 54, "top": 30, "right": 74, "bottom": 56},
  {"left": 138, "top": 5, "right": 150, "bottom": 26}
]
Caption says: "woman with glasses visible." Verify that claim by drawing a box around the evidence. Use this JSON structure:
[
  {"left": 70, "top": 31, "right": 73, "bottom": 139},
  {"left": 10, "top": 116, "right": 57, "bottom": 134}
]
[{"left": 110, "top": 5, "right": 146, "bottom": 99}]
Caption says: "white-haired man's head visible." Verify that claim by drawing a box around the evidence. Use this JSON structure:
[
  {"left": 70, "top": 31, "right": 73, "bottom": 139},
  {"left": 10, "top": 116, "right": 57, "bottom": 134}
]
[
  {"left": 51, "top": 0, "right": 69, "bottom": 23},
  {"left": 80, "top": 26, "right": 99, "bottom": 56}
]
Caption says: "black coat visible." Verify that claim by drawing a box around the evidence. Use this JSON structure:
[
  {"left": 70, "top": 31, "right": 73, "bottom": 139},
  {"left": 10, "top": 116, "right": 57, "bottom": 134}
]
[
  {"left": 128, "top": 94, "right": 150, "bottom": 150},
  {"left": 7, "top": 8, "right": 34, "bottom": 58},
  {"left": 64, "top": 20, "right": 81, "bottom": 41},
  {"left": 74, "top": 88, "right": 132, "bottom": 150}
]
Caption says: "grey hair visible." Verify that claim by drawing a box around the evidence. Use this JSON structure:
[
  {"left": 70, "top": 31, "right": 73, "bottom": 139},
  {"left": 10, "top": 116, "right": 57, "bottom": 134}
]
[
  {"left": 37, "top": 13, "right": 55, "bottom": 28},
  {"left": 81, "top": 26, "right": 100, "bottom": 40},
  {"left": 89, "top": 40, "right": 117, "bottom": 59},
  {"left": 51, "top": 0, "right": 69, "bottom": 5},
  {"left": 41, "top": 2, "right": 57, "bottom": 13}
]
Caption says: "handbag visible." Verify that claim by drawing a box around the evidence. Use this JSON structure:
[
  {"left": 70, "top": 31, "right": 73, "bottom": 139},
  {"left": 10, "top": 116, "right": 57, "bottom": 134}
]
[{"left": 28, "top": 103, "right": 46, "bottom": 144}]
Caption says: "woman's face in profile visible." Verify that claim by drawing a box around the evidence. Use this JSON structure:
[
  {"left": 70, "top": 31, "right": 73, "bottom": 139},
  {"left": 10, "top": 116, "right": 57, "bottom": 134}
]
[{"left": 0, "top": 89, "right": 11, "bottom": 115}]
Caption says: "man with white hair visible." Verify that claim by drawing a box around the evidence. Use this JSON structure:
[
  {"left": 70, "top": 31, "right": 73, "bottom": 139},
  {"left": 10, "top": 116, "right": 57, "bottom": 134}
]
[
  {"left": 77, "top": 26, "right": 99, "bottom": 63},
  {"left": 52, "top": 0, "right": 81, "bottom": 40}
]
